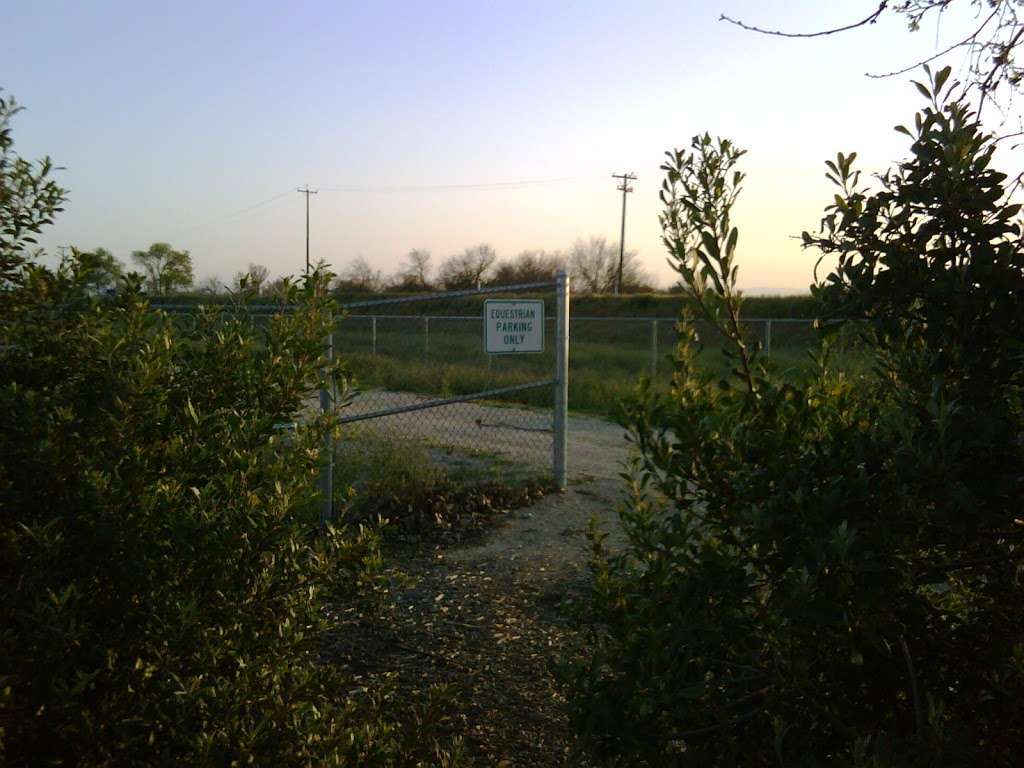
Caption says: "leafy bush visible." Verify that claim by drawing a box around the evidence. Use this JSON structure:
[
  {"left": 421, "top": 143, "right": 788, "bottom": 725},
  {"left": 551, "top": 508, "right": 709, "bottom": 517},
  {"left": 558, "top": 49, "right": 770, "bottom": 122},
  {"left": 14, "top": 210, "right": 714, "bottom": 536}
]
[
  {"left": 566, "top": 71, "right": 1024, "bottom": 766},
  {"left": 0, "top": 97, "right": 458, "bottom": 765}
]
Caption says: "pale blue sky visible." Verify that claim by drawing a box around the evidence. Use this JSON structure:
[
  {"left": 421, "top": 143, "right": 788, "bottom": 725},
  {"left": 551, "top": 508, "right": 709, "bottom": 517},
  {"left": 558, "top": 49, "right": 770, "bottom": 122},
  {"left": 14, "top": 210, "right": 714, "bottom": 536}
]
[{"left": 2, "top": 0, "right": 998, "bottom": 292}]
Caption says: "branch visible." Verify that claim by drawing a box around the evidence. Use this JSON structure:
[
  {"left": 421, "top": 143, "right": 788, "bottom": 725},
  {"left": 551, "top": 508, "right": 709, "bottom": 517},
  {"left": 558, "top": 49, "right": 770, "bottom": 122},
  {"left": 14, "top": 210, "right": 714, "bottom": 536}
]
[
  {"left": 866, "top": 6, "right": 1001, "bottom": 79},
  {"left": 916, "top": 547, "right": 1024, "bottom": 584},
  {"left": 672, "top": 707, "right": 761, "bottom": 740},
  {"left": 898, "top": 634, "right": 923, "bottom": 737},
  {"left": 720, "top": 2, "right": 889, "bottom": 39},
  {"left": 981, "top": 20, "right": 1024, "bottom": 98}
]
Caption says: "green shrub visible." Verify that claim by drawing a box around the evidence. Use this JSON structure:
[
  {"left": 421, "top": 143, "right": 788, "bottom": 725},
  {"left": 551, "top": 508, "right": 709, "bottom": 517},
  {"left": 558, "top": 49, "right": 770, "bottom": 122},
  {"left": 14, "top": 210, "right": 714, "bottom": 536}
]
[
  {"left": 566, "top": 73, "right": 1024, "bottom": 766},
  {"left": 0, "top": 96, "right": 459, "bottom": 765}
]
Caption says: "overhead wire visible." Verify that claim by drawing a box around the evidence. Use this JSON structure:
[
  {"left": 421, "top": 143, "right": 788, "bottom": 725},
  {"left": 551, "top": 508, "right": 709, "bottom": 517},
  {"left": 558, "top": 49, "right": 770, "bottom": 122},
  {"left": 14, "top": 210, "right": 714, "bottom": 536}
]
[
  {"left": 172, "top": 174, "right": 599, "bottom": 238},
  {"left": 318, "top": 175, "right": 596, "bottom": 193},
  {"left": 173, "top": 189, "right": 296, "bottom": 237}
]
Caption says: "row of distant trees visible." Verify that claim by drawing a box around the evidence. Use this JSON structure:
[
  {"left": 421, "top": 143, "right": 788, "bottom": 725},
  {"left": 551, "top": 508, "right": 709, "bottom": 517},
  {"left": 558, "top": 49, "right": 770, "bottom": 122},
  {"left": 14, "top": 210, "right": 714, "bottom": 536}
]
[
  {"left": 334, "top": 237, "right": 653, "bottom": 294},
  {"left": 73, "top": 236, "right": 656, "bottom": 297}
]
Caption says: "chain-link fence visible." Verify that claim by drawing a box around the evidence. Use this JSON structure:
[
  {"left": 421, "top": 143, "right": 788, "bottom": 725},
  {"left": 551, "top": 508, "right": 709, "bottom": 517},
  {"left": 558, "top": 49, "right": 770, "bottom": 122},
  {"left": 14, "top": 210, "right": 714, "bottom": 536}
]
[
  {"left": 336, "top": 314, "right": 819, "bottom": 409},
  {"left": 332, "top": 279, "right": 568, "bottom": 491},
  {"left": 155, "top": 299, "right": 825, "bottom": 507}
]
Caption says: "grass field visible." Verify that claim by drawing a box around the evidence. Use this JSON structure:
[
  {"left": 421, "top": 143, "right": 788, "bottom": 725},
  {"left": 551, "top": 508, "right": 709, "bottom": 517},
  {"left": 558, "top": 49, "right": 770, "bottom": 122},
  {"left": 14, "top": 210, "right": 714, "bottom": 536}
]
[
  {"left": 334, "top": 315, "right": 835, "bottom": 418},
  {"left": 154, "top": 295, "right": 840, "bottom": 419}
]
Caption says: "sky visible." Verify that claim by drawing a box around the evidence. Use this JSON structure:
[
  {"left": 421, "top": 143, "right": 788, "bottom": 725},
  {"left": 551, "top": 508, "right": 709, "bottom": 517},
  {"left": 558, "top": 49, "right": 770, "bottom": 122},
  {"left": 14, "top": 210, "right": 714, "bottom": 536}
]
[{"left": 1, "top": 0, "right": 1008, "bottom": 293}]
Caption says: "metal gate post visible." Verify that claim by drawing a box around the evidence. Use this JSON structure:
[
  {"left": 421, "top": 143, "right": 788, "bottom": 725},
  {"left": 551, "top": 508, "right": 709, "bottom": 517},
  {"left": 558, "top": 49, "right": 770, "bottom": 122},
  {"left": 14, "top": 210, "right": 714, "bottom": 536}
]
[
  {"left": 764, "top": 319, "right": 772, "bottom": 357},
  {"left": 371, "top": 316, "right": 377, "bottom": 356},
  {"left": 554, "top": 270, "right": 570, "bottom": 490},
  {"left": 319, "top": 328, "right": 334, "bottom": 524},
  {"left": 424, "top": 316, "right": 430, "bottom": 363}
]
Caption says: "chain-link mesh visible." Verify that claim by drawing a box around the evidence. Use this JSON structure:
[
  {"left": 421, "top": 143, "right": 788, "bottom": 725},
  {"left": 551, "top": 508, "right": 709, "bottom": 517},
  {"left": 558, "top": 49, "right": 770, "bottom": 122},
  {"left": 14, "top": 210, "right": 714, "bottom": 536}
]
[
  {"left": 338, "top": 388, "right": 553, "bottom": 481},
  {"left": 334, "top": 311, "right": 821, "bottom": 461},
  {"left": 333, "top": 291, "right": 558, "bottom": 481},
  {"left": 159, "top": 302, "right": 822, "bottom": 480}
]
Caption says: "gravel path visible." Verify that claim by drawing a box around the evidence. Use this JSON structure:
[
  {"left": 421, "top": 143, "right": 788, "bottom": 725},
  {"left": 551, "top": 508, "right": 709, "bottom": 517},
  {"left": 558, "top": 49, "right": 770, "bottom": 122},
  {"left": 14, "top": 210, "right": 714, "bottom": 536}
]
[
  {"left": 324, "top": 390, "right": 639, "bottom": 764},
  {"left": 328, "top": 478, "right": 632, "bottom": 766}
]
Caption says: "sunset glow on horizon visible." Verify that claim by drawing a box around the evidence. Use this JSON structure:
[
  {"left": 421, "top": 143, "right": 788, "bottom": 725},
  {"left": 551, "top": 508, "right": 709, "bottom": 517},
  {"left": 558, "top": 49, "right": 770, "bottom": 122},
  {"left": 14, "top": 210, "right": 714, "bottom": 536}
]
[{"left": 3, "top": 0, "right": 1010, "bottom": 293}]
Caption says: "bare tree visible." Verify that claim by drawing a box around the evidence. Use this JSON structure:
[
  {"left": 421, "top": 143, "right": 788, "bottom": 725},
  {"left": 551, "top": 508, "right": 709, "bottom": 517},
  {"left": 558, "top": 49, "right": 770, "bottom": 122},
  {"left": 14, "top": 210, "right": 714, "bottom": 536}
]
[
  {"left": 399, "top": 248, "right": 432, "bottom": 290},
  {"left": 437, "top": 243, "right": 497, "bottom": 289},
  {"left": 569, "top": 237, "right": 616, "bottom": 294},
  {"left": 334, "top": 256, "right": 382, "bottom": 293},
  {"left": 232, "top": 263, "right": 270, "bottom": 294},
  {"left": 264, "top": 275, "right": 293, "bottom": 299},
  {"left": 197, "top": 275, "right": 223, "bottom": 294},
  {"left": 722, "top": 1, "right": 1024, "bottom": 111},
  {"left": 569, "top": 236, "right": 653, "bottom": 294},
  {"left": 490, "top": 249, "right": 564, "bottom": 285}
]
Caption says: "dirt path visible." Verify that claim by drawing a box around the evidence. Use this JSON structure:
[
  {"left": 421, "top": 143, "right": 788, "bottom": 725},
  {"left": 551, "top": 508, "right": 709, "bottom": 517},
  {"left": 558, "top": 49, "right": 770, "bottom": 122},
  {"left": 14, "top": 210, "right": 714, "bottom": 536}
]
[{"left": 325, "top": 396, "right": 636, "bottom": 765}]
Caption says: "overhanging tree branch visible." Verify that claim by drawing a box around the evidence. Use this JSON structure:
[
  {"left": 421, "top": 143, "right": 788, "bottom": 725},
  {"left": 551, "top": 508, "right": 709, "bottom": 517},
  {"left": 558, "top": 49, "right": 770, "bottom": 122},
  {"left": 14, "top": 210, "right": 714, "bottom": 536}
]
[
  {"left": 866, "top": 6, "right": 1000, "bottom": 79},
  {"left": 719, "top": 2, "right": 889, "bottom": 39}
]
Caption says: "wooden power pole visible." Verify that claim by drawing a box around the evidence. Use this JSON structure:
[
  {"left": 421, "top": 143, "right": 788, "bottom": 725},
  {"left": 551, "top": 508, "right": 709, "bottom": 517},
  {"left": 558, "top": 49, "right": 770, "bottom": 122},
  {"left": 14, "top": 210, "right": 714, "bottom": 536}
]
[
  {"left": 611, "top": 172, "right": 636, "bottom": 295},
  {"left": 297, "top": 186, "right": 318, "bottom": 274}
]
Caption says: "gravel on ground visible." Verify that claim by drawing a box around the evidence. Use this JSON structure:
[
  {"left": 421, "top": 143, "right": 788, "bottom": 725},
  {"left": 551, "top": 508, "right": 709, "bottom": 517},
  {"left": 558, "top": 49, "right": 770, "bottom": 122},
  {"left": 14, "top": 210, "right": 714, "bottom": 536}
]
[{"left": 323, "top": 392, "right": 637, "bottom": 765}]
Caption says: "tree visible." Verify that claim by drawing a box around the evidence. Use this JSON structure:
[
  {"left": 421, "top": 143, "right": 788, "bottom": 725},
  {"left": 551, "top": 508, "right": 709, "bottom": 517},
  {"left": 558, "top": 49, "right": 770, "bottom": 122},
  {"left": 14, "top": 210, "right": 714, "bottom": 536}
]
[
  {"left": 333, "top": 255, "right": 382, "bottom": 293},
  {"left": 0, "top": 91, "right": 65, "bottom": 288},
  {"left": 131, "top": 242, "right": 193, "bottom": 294},
  {"left": 75, "top": 247, "right": 122, "bottom": 292},
  {"left": 232, "top": 262, "right": 269, "bottom": 294},
  {"left": 568, "top": 236, "right": 652, "bottom": 294},
  {"left": 399, "top": 248, "right": 432, "bottom": 290},
  {"left": 723, "top": 1, "right": 1024, "bottom": 109},
  {"left": 0, "top": 95, "right": 457, "bottom": 765},
  {"left": 263, "top": 275, "right": 293, "bottom": 299},
  {"left": 196, "top": 275, "right": 223, "bottom": 294},
  {"left": 489, "top": 249, "right": 563, "bottom": 285},
  {"left": 567, "top": 75, "right": 1024, "bottom": 766},
  {"left": 437, "top": 243, "right": 497, "bottom": 289}
]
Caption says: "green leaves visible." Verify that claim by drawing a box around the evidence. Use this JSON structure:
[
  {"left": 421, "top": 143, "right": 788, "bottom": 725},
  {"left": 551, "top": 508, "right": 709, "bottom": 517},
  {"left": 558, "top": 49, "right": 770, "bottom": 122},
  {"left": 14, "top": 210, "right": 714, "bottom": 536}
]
[
  {"left": 0, "top": 91, "right": 66, "bottom": 288},
  {"left": 571, "top": 69, "right": 1024, "bottom": 767},
  {"left": 0, "top": 249, "right": 438, "bottom": 763},
  {"left": 658, "top": 133, "right": 757, "bottom": 394},
  {"left": 130, "top": 242, "right": 193, "bottom": 295}
]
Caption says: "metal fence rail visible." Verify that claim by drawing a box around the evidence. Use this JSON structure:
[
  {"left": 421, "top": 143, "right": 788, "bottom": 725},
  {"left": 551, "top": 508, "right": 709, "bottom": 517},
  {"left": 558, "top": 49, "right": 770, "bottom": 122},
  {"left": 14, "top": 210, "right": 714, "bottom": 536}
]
[
  {"left": 338, "top": 380, "right": 554, "bottom": 425},
  {"left": 320, "top": 273, "right": 570, "bottom": 521},
  {"left": 337, "top": 314, "right": 817, "bottom": 378}
]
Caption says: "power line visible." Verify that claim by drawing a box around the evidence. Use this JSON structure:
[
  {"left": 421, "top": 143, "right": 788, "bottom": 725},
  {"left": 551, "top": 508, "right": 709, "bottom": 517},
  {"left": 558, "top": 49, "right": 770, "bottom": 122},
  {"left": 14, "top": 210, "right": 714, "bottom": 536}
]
[
  {"left": 159, "top": 174, "right": 598, "bottom": 248},
  {"left": 297, "top": 185, "right": 318, "bottom": 275},
  {"left": 612, "top": 172, "right": 636, "bottom": 295},
  {"left": 318, "top": 176, "right": 587, "bottom": 193},
  {"left": 174, "top": 189, "right": 295, "bottom": 237}
]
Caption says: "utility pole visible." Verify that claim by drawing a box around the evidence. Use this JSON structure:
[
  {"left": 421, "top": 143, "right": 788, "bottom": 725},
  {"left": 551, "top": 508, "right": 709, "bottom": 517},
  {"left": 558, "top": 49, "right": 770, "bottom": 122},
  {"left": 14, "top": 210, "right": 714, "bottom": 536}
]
[
  {"left": 611, "top": 172, "right": 636, "bottom": 295},
  {"left": 297, "top": 186, "right": 318, "bottom": 274}
]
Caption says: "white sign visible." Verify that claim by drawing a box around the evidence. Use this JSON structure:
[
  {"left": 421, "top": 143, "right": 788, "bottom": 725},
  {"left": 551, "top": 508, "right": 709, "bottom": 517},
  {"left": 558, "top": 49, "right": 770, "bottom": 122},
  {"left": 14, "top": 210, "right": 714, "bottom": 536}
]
[{"left": 484, "top": 299, "right": 545, "bottom": 354}]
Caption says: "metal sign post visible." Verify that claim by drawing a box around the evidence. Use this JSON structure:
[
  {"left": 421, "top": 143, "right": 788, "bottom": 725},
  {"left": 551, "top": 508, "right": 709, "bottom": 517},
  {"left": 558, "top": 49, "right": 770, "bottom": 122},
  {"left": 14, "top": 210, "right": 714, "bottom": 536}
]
[{"left": 554, "top": 270, "right": 569, "bottom": 490}]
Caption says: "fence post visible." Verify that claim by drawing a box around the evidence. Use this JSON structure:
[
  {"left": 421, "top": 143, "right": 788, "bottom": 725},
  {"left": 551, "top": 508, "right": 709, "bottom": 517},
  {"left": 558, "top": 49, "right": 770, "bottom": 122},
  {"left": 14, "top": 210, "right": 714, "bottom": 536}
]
[
  {"left": 554, "top": 270, "right": 570, "bottom": 491},
  {"left": 764, "top": 319, "right": 772, "bottom": 357},
  {"left": 371, "top": 316, "right": 377, "bottom": 356},
  {"left": 319, "top": 328, "right": 334, "bottom": 524},
  {"left": 424, "top": 316, "right": 430, "bottom": 363},
  {"left": 650, "top": 319, "right": 658, "bottom": 378}
]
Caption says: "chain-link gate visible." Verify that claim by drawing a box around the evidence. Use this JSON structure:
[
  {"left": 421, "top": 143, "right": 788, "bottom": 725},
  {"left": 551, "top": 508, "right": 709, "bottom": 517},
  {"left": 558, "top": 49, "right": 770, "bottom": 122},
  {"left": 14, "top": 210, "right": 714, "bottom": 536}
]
[{"left": 319, "top": 272, "right": 570, "bottom": 521}]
